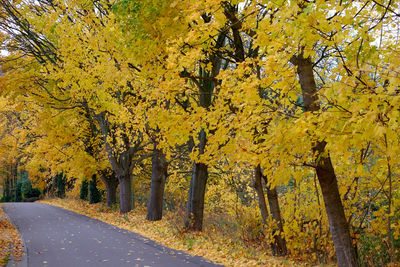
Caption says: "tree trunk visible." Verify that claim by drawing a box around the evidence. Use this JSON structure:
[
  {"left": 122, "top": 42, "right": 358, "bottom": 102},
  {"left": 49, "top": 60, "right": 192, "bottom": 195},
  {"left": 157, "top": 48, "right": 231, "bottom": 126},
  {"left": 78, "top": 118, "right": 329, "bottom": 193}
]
[
  {"left": 314, "top": 141, "right": 358, "bottom": 266},
  {"left": 51, "top": 176, "right": 56, "bottom": 197},
  {"left": 184, "top": 64, "right": 214, "bottom": 231},
  {"left": 118, "top": 173, "right": 132, "bottom": 214},
  {"left": 293, "top": 54, "right": 358, "bottom": 267},
  {"left": 263, "top": 175, "right": 288, "bottom": 256},
  {"left": 100, "top": 169, "right": 118, "bottom": 207},
  {"left": 105, "top": 179, "right": 118, "bottom": 207},
  {"left": 4, "top": 174, "right": 10, "bottom": 201},
  {"left": 253, "top": 165, "right": 269, "bottom": 223},
  {"left": 146, "top": 145, "right": 168, "bottom": 221},
  {"left": 185, "top": 130, "right": 208, "bottom": 231},
  {"left": 185, "top": 162, "right": 208, "bottom": 231},
  {"left": 10, "top": 164, "right": 15, "bottom": 200},
  {"left": 183, "top": 31, "right": 224, "bottom": 231}
]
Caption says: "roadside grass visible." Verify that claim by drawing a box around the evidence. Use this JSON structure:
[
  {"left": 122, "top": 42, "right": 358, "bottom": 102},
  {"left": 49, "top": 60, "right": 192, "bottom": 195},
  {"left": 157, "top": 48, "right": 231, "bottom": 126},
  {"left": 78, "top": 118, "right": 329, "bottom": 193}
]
[
  {"left": 0, "top": 204, "right": 23, "bottom": 267},
  {"left": 40, "top": 198, "right": 304, "bottom": 267}
]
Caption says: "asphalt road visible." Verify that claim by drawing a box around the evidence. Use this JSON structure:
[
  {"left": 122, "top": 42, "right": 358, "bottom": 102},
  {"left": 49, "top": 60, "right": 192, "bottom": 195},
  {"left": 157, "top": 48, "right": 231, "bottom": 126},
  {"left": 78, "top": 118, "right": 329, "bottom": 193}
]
[{"left": 2, "top": 203, "right": 222, "bottom": 267}]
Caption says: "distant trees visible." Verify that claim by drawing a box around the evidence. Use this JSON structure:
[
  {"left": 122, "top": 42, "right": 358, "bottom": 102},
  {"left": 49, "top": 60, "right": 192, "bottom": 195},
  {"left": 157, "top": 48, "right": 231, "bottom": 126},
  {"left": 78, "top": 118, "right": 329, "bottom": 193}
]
[
  {"left": 1, "top": 171, "right": 42, "bottom": 202},
  {"left": 0, "top": 0, "right": 399, "bottom": 266}
]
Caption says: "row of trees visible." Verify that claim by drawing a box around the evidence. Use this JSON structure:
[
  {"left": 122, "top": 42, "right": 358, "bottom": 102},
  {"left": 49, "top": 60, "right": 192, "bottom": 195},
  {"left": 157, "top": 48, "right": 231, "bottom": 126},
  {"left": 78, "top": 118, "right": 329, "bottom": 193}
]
[
  {"left": 79, "top": 175, "right": 102, "bottom": 204},
  {"left": 0, "top": 0, "right": 399, "bottom": 266},
  {"left": 1, "top": 170, "right": 41, "bottom": 202}
]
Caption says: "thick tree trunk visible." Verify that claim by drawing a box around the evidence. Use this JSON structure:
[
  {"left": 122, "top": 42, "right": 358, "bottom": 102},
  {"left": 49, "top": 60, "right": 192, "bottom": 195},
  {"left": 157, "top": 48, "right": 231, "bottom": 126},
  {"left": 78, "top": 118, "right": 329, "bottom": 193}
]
[
  {"left": 118, "top": 173, "right": 132, "bottom": 214},
  {"left": 99, "top": 170, "right": 118, "bottom": 207},
  {"left": 104, "top": 174, "right": 118, "bottom": 207},
  {"left": 183, "top": 31, "right": 223, "bottom": 231},
  {"left": 96, "top": 113, "right": 137, "bottom": 214},
  {"left": 185, "top": 130, "right": 208, "bottom": 231},
  {"left": 146, "top": 145, "right": 168, "bottom": 221},
  {"left": 263, "top": 176, "right": 288, "bottom": 256},
  {"left": 314, "top": 141, "right": 358, "bottom": 267},
  {"left": 105, "top": 179, "right": 118, "bottom": 207},
  {"left": 254, "top": 165, "right": 269, "bottom": 223},
  {"left": 293, "top": 54, "right": 358, "bottom": 267},
  {"left": 185, "top": 162, "right": 208, "bottom": 231}
]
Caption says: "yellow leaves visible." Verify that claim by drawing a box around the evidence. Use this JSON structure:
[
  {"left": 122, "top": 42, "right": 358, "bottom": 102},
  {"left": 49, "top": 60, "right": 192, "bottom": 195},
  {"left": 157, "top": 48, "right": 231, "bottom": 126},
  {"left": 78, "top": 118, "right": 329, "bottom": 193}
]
[
  {"left": 0, "top": 0, "right": 399, "bottom": 265},
  {"left": 42, "top": 193, "right": 298, "bottom": 267},
  {"left": 0, "top": 205, "right": 24, "bottom": 264}
]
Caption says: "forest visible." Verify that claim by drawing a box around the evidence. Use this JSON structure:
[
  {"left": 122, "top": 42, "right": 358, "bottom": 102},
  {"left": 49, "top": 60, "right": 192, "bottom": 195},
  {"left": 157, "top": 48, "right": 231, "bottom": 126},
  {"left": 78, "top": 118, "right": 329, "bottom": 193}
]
[{"left": 0, "top": 0, "right": 399, "bottom": 266}]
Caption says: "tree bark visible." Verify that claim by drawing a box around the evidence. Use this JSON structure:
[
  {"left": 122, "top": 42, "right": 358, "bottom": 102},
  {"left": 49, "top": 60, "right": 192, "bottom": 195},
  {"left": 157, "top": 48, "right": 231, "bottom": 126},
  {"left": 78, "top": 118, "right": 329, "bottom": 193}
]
[
  {"left": 293, "top": 54, "right": 358, "bottom": 267},
  {"left": 263, "top": 175, "right": 288, "bottom": 256},
  {"left": 253, "top": 165, "right": 269, "bottom": 224},
  {"left": 118, "top": 173, "right": 132, "bottom": 213},
  {"left": 146, "top": 145, "right": 168, "bottom": 221},
  {"left": 51, "top": 176, "right": 56, "bottom": 197},
  {"left": 185, "top": 162, "right": 208, "bottom": 231},
  {"left": 105, "top": 178, "right": 118, "bottom": 207},
  {"left": 184, "top": 31, "right": 224, "bottom": 231},
  {"left": 96, "top": 113, "right": 138, "bottom": 214},
  {"left": 10, "top": 163, "right": 17, "bottom": 200},
  {"left": 185, "top": 130, "right": 208, "bottom": 231},
  {"left": 4, "top": 174, "right": 10, "bottom": 201},
  {"left": 223, "top": 7, "right": 288, "bottom": 253},
  {"left": 99, "top": 169, "right": 118, "bottom": 207}
]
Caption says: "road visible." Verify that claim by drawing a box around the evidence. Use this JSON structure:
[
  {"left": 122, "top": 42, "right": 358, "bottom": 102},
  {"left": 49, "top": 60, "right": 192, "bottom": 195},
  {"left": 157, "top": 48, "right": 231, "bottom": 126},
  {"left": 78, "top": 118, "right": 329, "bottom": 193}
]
[{"left": 2, "top": 203, "right": 222, "bottom": 267}]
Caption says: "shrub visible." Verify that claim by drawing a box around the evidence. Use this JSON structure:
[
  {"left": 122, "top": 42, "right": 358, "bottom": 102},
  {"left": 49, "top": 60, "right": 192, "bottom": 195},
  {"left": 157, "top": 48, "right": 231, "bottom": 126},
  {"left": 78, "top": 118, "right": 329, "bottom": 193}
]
[
  {"left": 89, "top": 175, "right": 101, "bottom": 204},
  {"left": 55, "top": 173, "right": 66, "bottom": 198},
  {"left": 80, "top": 180, "right": 88, "bottom": 200},
  {"left": 14, "top": 181, "right": 22, "bottom": 202}
]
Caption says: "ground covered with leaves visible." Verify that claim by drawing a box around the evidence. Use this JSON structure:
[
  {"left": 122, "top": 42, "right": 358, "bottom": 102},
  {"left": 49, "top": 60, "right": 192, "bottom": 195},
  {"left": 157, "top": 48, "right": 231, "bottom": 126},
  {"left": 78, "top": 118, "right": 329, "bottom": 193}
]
[
  {"left": 40, "top": 198, "right": 307, "bottom": 267},
  {"left": 0, "top": 204, "right": 23, "bottom": 267}
]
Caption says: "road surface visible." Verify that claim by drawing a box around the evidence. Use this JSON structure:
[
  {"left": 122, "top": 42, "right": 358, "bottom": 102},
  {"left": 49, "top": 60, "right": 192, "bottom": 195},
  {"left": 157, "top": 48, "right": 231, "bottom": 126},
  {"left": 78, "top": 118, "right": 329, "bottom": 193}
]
[{"left": 2, "top": 203, "right": 222, "bottom": 267}]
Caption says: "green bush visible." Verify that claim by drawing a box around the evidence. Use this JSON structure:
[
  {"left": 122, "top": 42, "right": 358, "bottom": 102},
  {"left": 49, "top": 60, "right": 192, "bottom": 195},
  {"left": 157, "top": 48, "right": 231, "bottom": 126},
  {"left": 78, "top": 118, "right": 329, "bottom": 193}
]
[
  {"left": 55, "top": 173, "right": 66, "bottom": 198},
  {"left": 89, "top": 175, "right": 101, "bottom": 204},
  {"left": 27, "top": 187, "right": 41, "bottom": 198},
  {"left": 21, "top": 177, "right": 41, "bottom": 199},
  {"left": 80, "top": 180, "right": 89, "bottom": 200},
  {"left": 14, "top": 181, "right": 22, "bottom": 202},
  {"left": 1, "top": 172, "right": 41, "bottom": 202}
]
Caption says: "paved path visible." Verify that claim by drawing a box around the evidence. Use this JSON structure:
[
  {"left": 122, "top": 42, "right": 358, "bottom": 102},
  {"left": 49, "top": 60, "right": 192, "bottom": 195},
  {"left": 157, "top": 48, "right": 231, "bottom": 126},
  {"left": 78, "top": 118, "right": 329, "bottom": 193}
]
[{"left": 3, "top": 203, "right": 222, "bottom": 267}]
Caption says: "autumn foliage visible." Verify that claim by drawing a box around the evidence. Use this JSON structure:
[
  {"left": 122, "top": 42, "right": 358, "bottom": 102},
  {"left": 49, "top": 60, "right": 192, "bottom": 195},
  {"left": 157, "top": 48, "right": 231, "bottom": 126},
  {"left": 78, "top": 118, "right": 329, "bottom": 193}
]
[
  {"left": 0, "top": 0, "right": 399, "bottom": 266},
  {"left": 0, "top": 205, "right": 23, "bottom": 266}
]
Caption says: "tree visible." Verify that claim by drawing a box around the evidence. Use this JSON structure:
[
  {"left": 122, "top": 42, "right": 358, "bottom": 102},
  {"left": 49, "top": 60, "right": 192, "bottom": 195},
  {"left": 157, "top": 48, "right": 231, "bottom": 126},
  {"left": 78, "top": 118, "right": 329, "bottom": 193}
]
[
  {"left": 80, "top": 180, "right": 88, "bottom": 200},
  {"left": 55, "top": 173, "right": 66, "bottom": 198},
  {"left": 248, "top": 1, "right": 400, "bottom": 265},
  {"left": 89, "top": 174, "right": 101, "bottom": 204},
  {"left": 1, "top": 0, "right": 399, "bottom": 265},
  {"left": 99, "top": 168, "right": 118, "bottom": 207},
  {"left": 0, "top": 0, "right": 150, "bottom": 213},
  {"left": 146, "top": 142, "right": 168, "bottom": 221}
]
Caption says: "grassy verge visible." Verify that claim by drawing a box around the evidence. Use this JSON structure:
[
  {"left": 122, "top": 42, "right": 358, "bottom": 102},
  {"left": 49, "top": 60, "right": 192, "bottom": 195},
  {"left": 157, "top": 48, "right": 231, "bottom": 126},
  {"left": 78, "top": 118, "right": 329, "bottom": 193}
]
[
  {"left": 0, "top": 204, "right": 23, "bottom": 267},
  {"left": 39, "top": 198, "right": 304, "bottom": 267}
]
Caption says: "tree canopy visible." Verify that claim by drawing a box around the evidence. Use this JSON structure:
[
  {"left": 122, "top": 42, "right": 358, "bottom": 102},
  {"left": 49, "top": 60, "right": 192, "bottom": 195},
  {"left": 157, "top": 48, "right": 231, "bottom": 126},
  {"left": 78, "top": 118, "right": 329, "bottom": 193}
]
[{"left": 1, "top": 0, "right": 399, "bottom": 266}]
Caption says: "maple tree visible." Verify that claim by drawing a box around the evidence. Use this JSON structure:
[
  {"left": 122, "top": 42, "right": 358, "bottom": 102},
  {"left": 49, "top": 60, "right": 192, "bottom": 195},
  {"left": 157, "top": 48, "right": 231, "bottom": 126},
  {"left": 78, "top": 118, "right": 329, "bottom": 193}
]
[{"left": 1, "top": 0, "right": 400, "bottom": 266}]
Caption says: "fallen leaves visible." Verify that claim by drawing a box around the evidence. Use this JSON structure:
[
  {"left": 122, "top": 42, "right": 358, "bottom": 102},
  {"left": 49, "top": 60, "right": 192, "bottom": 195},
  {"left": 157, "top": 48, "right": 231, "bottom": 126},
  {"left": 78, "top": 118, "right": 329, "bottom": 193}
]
[
  {"left": 40, "top": 198, "right": 304, "bottom": 266},
  {"left": 0, "top": 204, "right": 23, "bottom": 267}
]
